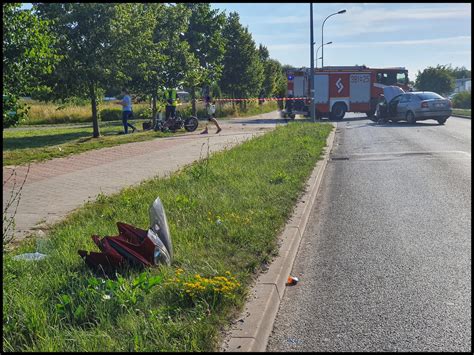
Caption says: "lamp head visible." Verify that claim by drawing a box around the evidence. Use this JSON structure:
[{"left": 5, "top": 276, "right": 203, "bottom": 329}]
[{"left": 338, "top": 9, "right": 346, "bottom": 14}]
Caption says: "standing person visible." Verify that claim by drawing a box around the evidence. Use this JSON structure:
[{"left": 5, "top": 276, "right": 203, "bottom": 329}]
[
  {"left": 116, "top": 88, "right": 136, "bottom": 134},
  {"left": 200, "top": 95, "right": 222, "bottom": 134},
  {"left": 376, "top": 93, "right": 388, "bottom": 124},
  {"left": 163, "top": 88, "right": 178, "bottom": 120}
]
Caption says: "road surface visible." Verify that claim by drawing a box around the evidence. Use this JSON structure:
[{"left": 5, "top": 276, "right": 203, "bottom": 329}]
[{"left": 267, "top": 114, "right": 471, "bottom": 352}]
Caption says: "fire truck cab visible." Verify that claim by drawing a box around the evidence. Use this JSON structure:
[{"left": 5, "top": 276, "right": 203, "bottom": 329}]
[{"left": 284, "top": 66, "right": 410, "bottom": 120}]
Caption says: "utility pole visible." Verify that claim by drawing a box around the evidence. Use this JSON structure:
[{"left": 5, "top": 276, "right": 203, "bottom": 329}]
[{"left": 310, "top": 3, "right": 315, "bottom": 122}]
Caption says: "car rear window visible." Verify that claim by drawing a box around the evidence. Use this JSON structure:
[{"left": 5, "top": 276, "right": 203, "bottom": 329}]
[{"left": 415, "top": 92, "right": 443, "bottom": 100}]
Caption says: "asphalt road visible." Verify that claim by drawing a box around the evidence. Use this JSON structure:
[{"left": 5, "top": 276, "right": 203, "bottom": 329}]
[{"left": 267, "top": 115, "right": 471, "bottom": 352}]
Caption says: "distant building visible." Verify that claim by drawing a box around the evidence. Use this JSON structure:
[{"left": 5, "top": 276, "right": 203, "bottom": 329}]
[{"left": 454, "top": 78, "right": 471, "bottom": 93}]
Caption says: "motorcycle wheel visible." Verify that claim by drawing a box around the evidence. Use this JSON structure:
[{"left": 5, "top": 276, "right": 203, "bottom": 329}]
[{"left": 184, "top": 116, "right": 199, "bottom": 132}]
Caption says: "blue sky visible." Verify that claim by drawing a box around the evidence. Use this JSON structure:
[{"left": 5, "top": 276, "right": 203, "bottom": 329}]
[
  {"left": 210, "top": 2, "right": 471, "bottom": 81},
  {"left": 21, "top": 3, "right": 471, "bottom": 81}
]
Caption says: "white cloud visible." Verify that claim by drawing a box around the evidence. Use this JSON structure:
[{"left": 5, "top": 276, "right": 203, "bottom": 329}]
[
  {"left": 318, "top": 3, "right": 471, "bottom": 38},
  {"left": 263, "top": 16, "right": 306, "bottom": 25},
  {"left": 331, "top": 35, "right": 471, "bottom": 48}
]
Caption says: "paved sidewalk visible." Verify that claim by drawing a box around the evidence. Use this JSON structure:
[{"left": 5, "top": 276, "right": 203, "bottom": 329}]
[{"left": 3, "top": 111, "right": 287, "bottom": 242}]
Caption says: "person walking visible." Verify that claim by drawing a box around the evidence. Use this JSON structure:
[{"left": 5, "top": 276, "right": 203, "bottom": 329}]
[
  {"left": 200, "top": 95, "right": 222, "bottom": 134},
  {"left": 116, "top": 88, "right": 136, "bottom": 134}
]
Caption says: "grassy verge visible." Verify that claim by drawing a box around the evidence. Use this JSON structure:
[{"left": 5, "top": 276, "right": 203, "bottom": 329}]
[
  {"left": 3, "top": 122, "right": 333, "bottom": 352},
  {"left": 452, "top": 108, "right": 471, "bottom": 117},
  {"left": 2, "top": 121, "right": 175, "bottom": 166}
]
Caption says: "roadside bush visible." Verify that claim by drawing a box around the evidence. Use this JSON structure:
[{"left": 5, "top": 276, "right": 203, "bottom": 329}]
[
  {"left": 452, "top": 91, "right": 471, "bottom": 109},
  {"left": 3, "top": 92, "right": 29, "bottom": 128}
]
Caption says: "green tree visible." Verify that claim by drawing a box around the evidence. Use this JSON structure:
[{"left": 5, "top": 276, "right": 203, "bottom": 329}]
[
  {"left": 181, "top": 3, "right": 226, "bottom": 116},
  {"left": 33, "top": 3, "right": 151, "bottom": 137},
  {"left": 113, "top": 3, "right": 166, "bottom": 125},
  {"left": 444, "top": 65, "right": 471, "bottom": 80},
  {"left": 219, "top": 12, "right": 264, "bottom": 101},
  {"left": 415, "top": 65, "right": 455, "bottom": 95},
  {"left": 258, "top": 44, "right": 270, "bottom": 62},
  {"left": 257, "top": 43, "right": 285, "bottom": 98},
  {"left": 3, "top": 3, "right": 59, "bottom": 127},
  {"left": 152, "top": 4, "right": 200, "bottom": 122}
]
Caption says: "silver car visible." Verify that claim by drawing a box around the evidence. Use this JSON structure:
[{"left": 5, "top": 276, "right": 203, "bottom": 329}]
[{"left": 376, "top": 89, "right": 452, "bottom": 125}]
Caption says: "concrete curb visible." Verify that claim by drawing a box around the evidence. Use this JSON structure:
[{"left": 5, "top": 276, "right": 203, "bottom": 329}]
[
  {"left": 452, "top": 114, "right": 471, "bottom": 119},
  {"left": 220, "top": 123, "right": 337, "bottom": 352}
]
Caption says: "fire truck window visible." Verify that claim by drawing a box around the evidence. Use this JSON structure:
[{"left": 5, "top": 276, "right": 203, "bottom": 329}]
[
  {"left": 386, "top": 72, "right": 396, "bottom": 85},
  {"left": 378, "top": 73, "right": 391, "bottom": 84},
  {"left": 397, "top": 72, "right": 408, "bottom": 85}
]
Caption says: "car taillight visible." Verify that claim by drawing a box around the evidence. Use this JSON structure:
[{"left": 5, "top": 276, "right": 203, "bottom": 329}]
[{"left": 421, "top": 101, "right": 429, "bottom": 108}]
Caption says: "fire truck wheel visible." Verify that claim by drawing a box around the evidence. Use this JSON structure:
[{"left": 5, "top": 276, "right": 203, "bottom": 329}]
[{"left": 330, "top": 102, "right": 346, "bottom": 121}]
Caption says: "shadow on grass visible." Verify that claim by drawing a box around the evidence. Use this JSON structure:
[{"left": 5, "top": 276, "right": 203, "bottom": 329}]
[{"left": 3, "top": 131, "right": 93, "bottom": 151}]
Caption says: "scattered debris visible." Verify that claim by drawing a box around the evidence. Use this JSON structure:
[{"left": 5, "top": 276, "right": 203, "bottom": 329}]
[
  {"left": 13, "top": 252, "right": 48, "bottom": 261},
  {"left": 78, "top": 197, "right": 173, "bottom": 273},
  {"left": 286, "top": 276, "right": 299, "bottom": 286}
]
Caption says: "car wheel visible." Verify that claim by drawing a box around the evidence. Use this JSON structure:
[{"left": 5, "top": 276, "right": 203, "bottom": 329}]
[
  {"left": 289, "top": 114, "right": 296, "bottom": 119},
  {"left": 406, "top": 111, "right": 416, "bottom": 124},
  {"left": 437, "top": 118, "right": 447, "bottom": 125},
  {"left": 330, "top": 102, "right": 346, "bottom": 121}
]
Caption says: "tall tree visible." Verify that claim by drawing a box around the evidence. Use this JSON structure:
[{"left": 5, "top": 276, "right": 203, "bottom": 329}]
[
  {"left": 258, "top": 44, "right": 270, "bottom": 62},
  {"left": 33, "top": 3, "right": 151, "bottom": 137},
  {"left": 182, "top": 3, "right": 226, "bottom": 115},
  {"left": 148, "top": 3, "right": 200, "bottom": 122},
  {"left": 219, "top": 12, "right": 264, "bottom": 100},
  {"left": 415, "top": 65, "right": 455, "bottom": 95},
  {"left": 257, "top": 43, "right": 285, "bottom": 98},
  {"left": 113, "top": 3, "right": 166, "bottom": 125},
  {"left": 3, "top": 3, "right": 60, "bottom": 127}
]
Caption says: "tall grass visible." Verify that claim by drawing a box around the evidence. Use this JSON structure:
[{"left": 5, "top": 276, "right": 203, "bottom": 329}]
[
  {"left": 19, "top": 99, "right": 280, "bottom": 126},
  {"left": 21, "top": 100, "right": 150, "bottom": 125},
  {"left": 3, "top": 122, "right": 333, "bottom": 352}
]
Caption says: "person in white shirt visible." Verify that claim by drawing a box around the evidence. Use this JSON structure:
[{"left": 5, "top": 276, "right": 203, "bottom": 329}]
[
  {"left": 200, "top": 95, "right": 222, "bottom": 134},
  {"left": 116, "top": 88, "right": 136, "bottom": 134}
]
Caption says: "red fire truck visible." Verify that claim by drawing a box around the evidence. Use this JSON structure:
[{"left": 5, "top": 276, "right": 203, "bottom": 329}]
[{"left": 284, "top": 66, "right": 410, "bottom": 120}]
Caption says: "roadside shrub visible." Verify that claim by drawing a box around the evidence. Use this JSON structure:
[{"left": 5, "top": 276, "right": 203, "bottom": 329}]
[
  {"left": 3, "top": 92, "right": 29, "bottom": 128},
  {"left": 452, "top": 91, "right": 471, "bottom": 109}
]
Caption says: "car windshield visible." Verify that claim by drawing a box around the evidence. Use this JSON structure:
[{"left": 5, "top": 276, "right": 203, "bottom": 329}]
[{"left": 415, "top": 92, "right": 443, "bottom": 100}]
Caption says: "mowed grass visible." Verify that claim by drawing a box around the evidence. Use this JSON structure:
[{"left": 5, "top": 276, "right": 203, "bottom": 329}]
[
  {"left": 2, "top": 122, "right": 179, "bottom": 166},
  {"left": 3, "top": 122, "right": 333, "bottom": 352},
  {"left": 452, "top": 108, "right": 471, "bottom": 117}
]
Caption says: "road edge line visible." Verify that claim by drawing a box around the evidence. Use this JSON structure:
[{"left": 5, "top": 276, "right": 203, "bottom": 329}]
[{"left": 220, "top": 123, "right": 337, "bottom": 352}]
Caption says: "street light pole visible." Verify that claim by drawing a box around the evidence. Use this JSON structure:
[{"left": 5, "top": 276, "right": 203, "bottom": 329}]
[
  {"left": 315, "top": 41, "right": 332, "bottom": 68},
  {"left": 310, "top": 3, "right": 315, "bottom": 122},
  {"left": 321, "top": 9, "right": 345, "bottom": 69}
]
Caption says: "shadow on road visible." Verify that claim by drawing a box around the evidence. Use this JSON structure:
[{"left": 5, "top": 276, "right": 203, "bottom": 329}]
[
  {"left": 232, "top": 118, "right": 290, "bottom": 125},
  {"left": 373, "top": 121, "right": 443, "bottom": 127}
]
